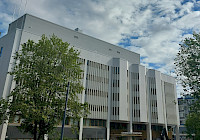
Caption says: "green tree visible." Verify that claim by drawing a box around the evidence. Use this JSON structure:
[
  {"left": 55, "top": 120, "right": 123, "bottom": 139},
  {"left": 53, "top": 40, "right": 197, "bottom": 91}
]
[
  {"left": 175, "top": 32, "right": 200, "bottom": 139},
  {"left": 0, "top": 35, "right": 88, "bottom": 140},
  {"left": 185, "top": 112, "right": 200, "bottom": 139}
]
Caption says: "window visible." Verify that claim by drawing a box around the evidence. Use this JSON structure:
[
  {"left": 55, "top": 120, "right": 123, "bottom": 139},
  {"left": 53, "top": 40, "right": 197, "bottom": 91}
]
[
  {"left": 83, "top": 119, "right": 106, "bottom": 127},
  {"left": 91, "top": 119, "right": 95, "bottom": 126},
  {"left": 0, "top": 47, "right": 3, "bottom": 57}
]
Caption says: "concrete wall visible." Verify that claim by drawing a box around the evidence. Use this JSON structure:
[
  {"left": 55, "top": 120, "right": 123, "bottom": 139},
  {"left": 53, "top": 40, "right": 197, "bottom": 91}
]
[
  {"left": 139, "top": 65, "right": 147, "bottom": 122},
  {"left": 161, "top": 74, "right": 179, "bottom": 125},
  {"left": 0, "top": 29, "right": 22, "bottom": 98},
  {"left": 0, "top": 33, "right": 14, "bottom": 98},
  {"left": 155, "top": 71, "right": 165, "bottom": 124},
  {"left": 119, "top": 58, "right": 128, "bottom": 121},
  {"left": 22, "top": 14, "right": 140, "bottom": 64}
]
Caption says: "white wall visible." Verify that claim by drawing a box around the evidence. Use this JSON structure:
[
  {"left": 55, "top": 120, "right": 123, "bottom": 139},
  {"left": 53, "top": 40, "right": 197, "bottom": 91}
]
[
  {"left": 119, "top": 59, "right": 128, "bottom": 121},
  {"left": 139, "top": 65, "right": 147, "bottom": 122},
  {"left": 0, "top": 31, "right": 16, "bottom": 98},
  {"left": 155, "top": 71, "right": 165, "bottom": 124},
  {"left": 161, "top": 74, "right": 179, "bottom": 125},
  {"left": 22, "top": 14, "right": 140, "bottom": 64}
]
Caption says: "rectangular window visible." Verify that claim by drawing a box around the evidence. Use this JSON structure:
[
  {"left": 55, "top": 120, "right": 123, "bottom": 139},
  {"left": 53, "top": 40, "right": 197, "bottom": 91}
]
[
  {"left": 91, "top": 119, "right": 95, "bottom": 126},
  {"left": 103, "top": 120, "right": 106, "bottom": 127},
  {"left": 99, "top": 120, "right": 103, "bottom": 126},
  {"left": 95, "top": 120, "right": 99, "bottom": 126},
  {"left": 0, "top": 47, "right": 3, "bottom": 57}
]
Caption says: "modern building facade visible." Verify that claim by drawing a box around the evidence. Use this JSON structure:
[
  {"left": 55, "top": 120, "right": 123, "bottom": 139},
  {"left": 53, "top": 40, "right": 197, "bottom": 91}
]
[
  {"left": 0, "top": 14, "right": 179, "bottom": 140},
  {"left": 178, "top": 95, "right": 196, "bottom": 139},
  {"left": 178, "top": 95, "right": 195, "bottom": 125}
]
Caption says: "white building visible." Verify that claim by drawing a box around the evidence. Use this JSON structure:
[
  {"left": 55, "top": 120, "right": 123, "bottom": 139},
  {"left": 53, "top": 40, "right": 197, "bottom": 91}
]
[{"left": 0, "top": 14, "right": 179, "bottom": 140}]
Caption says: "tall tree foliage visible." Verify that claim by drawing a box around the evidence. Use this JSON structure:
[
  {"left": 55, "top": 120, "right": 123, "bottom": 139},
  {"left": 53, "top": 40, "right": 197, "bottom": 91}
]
[
  {"left": 175, "top": 32, "right": 200, "bottom": 139},
  {"left": 185, "top": 112, "right": 200, "bottom": 139},
  {"left": 0, "top": 35, "right": 88, "bottom": 140}
]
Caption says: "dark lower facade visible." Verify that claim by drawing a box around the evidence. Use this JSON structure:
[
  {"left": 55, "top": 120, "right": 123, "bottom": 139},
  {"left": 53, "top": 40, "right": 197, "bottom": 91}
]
[
  {"left": 6, "top": 125, "right": 106, "bottom": 140},
  {"left": 6, "top": 121, "right": 174, "bottom": 140}
]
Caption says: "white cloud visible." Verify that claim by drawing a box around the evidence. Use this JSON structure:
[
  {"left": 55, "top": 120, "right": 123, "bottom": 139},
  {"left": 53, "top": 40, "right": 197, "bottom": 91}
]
[{"left": 1, "top": 0, "right": 200, "bottom": 96}]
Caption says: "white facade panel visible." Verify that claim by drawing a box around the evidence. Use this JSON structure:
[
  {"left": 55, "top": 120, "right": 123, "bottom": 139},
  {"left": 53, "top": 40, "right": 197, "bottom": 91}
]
[
  {"left": 22, "top": 15, "right": 140, "bottom": 64},
  {"left": 161, "top": 74, "right": 179, "bottom": 125},
  {"left": 0, "top": 31, "right": 17, "bottom": 98},
  {"left": 155, "top": 71, "right": 165, "bottom": 124},
  {"left": 139, "top": 65, "right": 147, "bottom": 122},
  {"left": 119, "top": 59, "right": 128, "bottom": 121}
]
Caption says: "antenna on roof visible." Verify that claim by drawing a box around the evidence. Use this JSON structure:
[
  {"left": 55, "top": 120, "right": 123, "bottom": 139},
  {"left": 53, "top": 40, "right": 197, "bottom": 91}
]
[
  {"left": 75, "top": 28, "right": 82, "bottom": 33},
  {"left": 23, "top": 0, "right": 28, "bottom": 14},
  {"left": 18, "top": 0, "right": 23, "bottom": 17},
  {"left": 20, "top": 0, "right": 28, "bottom": 29},
  {"left": 12, "top": 3, "right": 17, "bottom": 21},
  {"left": 12, "top": 0, "right": 28, "bottom": 22}
]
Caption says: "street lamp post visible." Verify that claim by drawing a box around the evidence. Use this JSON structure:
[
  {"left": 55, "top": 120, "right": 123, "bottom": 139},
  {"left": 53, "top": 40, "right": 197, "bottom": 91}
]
[{"left": 60, "top": 82, "right": 70, "bottom": 140}]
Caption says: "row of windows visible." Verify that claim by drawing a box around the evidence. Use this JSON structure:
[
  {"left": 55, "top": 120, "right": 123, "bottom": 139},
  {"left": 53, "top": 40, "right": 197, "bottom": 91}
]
[
  {"left": 65, "top": 118, "right": 107, "bottom": 128},
  {"left": 151, "top": 112, "right": 158, "bottom": 120},
  {"left": 86, "top": 74, "right": 109, "bottom": 84},
  {"left": 151, "top": 100, "right": 158, "bottom": 108},
  {"left": 150, "top": 88, "right": 157, "bottom": 95},
  {"left": 133, "top": 109, "right": 140, "bottom": 118},
  {"left": 10, "top": 116, "right": 107, "bottom": 128},
  {"left": 83, "top": 119, "right": 106, "bottom": 127},
  {"left": 131, "top": 72, "right": 139, "bottom": 80},
  {"left": 180, "top": 120, "right": 186, "bottom": 125},
  {"left": 112, "top": 67, "right": 120, "bottom": 74},
  {"left": 112, "top": 93, "right": 119, "bottom": 101},
  {"left": 179, "top": 106, "right": 187, "bottom": 112},
  {"left": 178, "top": 99, "right": 196, "bottom": 105},
  {"left": 66, "top": 68, "right": 84, "bottom": 79},
  {"left": 133, "top": 96, "right": 140, "bottom": 104},
  {"left": 112, "top": 107, "right": 119, "bottom": 116},
  {"left": 131, "top": 72, "right": 140, "bottom": 120},
  {"left": 149, "top": 76, "right": 157, "bottom": 121},
  {"left": 132, "top": 84, "right": 139, "bottom": 92},
  {"left": 85, "top": 88, "right": 108, "bottom": 98},
  {"left": 133, "top": 124, "right": 146, "bottom": 131},
  {"left": 110, "top": 122, "right": 127, "bottom": 130},
  {"left": 112, "top": 80, "right": 119, "bottom": 87},
  {"left": 87, "top": 60, "right": 109, "bottom": 71},
  {"left": 77, "top": 58, "right": 85, "bottom": 65},
  {"left": 127, "top": 71, "right": 140, "bottom": 79},
  {"left": 88, "top": 104, "right": 108, "bottom": 112},
  {"left": 151, "top": 100, "right": 158, "bottom": 120}
]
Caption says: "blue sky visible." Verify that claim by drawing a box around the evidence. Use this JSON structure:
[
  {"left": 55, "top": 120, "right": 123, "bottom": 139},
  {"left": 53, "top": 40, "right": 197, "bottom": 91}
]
[{"left": 0, "top": 0, "right": 200, "bottom": 96}]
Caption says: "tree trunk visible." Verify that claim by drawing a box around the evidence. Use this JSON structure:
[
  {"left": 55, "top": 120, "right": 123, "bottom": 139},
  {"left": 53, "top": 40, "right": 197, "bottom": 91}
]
[
  {"left": 37, "top": 133, "right": 42, "bottom": 140},
  {"left": 37, "top": 120, "right": 44, "bottom": 140},
  {"left": 34, "top": 121, "right": 37, "bottom": 140}
]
